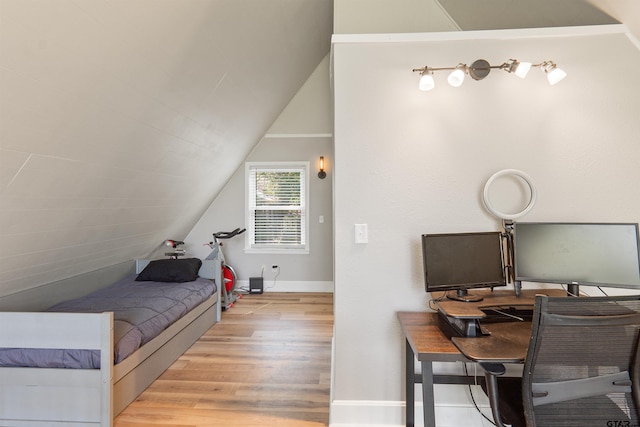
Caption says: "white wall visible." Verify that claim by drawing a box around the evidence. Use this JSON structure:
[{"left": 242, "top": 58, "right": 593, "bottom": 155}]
[{"left": 330, "top": 28, "right": 640, "bottom": 426}]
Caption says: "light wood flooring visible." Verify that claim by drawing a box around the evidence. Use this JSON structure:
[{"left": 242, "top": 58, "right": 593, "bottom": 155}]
[{"left": 114, "top": 292, "right": 334, "bottom": 427}]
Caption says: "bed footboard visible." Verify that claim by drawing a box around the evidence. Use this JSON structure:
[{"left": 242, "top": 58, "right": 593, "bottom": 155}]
[{"left": 0, "top": 312, "right": 113, "bottom": 427}]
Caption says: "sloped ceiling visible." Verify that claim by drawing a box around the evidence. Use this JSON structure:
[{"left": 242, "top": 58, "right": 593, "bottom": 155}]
[
  {"left": 0, "top": 0, "right": 333, "bottom": 297},
  {"left": 587, "top": 0, "right": 640, "bottom": 40},
  {"left": 437, "top": 0, "right": 620, "bottom": 31},
  {"left": 435, "top": 0, "right": 640, "bottom": 41}
]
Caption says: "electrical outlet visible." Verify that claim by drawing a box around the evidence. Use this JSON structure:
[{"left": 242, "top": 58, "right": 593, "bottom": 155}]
[{"left": 271, "top": 265, "right": 278, "bottom": 271}]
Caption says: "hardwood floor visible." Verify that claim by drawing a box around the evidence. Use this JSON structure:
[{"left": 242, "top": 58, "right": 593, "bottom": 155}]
[{"left": 115, "top": 292, "right": 334, "bottom": 427}]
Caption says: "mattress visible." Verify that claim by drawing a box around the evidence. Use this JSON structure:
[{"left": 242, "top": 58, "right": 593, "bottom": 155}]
[{"left": 0, "top": 275, "right": 215, "bottom": 368}]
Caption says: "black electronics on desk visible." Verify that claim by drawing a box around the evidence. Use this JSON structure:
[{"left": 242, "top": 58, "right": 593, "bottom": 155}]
[
  {"left": 422, "top": 223, "right": 640, "bottom": 337},
  {"left": 514, "top": 222, "right": 640, "bottom": 295},
  {"left": 421, "top": 231, "right": 506, "bottom": 302}
]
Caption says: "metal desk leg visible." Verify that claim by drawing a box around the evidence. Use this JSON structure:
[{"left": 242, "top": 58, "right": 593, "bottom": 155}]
[
  {"left": 422, "top": 360, "right": 436, "bottom": 427},
  {"left": 405, "top": 339, "right": 415, "bottom": 427}
]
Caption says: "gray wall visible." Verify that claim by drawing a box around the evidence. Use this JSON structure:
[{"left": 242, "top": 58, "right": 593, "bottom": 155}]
[
  {"left": 185, "top": 136, "right": 334, "bottom": 290},
  {"left": 183, "top": 56, "right": 334, "bottom": 291}
]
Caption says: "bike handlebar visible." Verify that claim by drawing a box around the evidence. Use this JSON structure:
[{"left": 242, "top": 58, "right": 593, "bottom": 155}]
[{"left": 212, "top": 228, "right": 246, "bottom": 240}]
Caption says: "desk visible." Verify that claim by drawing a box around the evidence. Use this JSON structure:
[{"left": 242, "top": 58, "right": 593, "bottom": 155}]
[
  {"left": 397, "top": 289, "right": 566, "bottom": 426},
  {"left": 397, "top": 311, "right": 470, "bottom": 427}
]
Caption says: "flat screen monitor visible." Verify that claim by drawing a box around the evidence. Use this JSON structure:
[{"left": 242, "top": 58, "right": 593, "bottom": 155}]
[
  {"left": 514, "top": 222, "right": 640, "bottom": 290},
  {"left": 422, "top": 232, "right": 506, "bottom": 302}
]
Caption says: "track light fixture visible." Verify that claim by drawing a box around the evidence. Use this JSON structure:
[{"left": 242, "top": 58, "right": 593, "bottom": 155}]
[
  {"left": 540, "top": 60, "right": 568, "bottom": 86},
  {"left": 412, "top": 59, "right": 566, "bottom": 91},
  {"left": 447, "top": 63, "right": 467, "bottom": 87},
  {"left": 504, "top": 59, "right": 532, "bottom": 79},
  {"left": 418, "top": 69, "right": 435, "bottom": 91}
]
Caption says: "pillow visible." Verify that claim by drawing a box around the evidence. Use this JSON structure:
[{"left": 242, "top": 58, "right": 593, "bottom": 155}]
[{"left": 135, "top": 258, "right": 202, "bottom": 283}]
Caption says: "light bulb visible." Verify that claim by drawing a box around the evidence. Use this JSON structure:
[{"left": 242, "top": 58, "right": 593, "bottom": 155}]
[
  {"left": 514, "top": 61, "right": 532, "bottom": 79},
  {"left": 546, "top": 66, "right": 567, "bottom": 85},
  {"left": 419, "top": 73, "right": 435, "bottom": 91},
  {"left": 448, "top": 67, "right": 465, "bottom": 87}
]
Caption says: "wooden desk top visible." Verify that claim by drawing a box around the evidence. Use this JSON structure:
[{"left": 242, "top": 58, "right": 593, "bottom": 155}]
[
  {"left": 399, "top": 289, "right": 568, "bottom": 364},
  {"left": 435, "top": 288, "right": 567, "bottom": 319},
  {"left": 451, "top": 321, "right": 532, "bottom": 363},
  {"left": 397, "top": 311, "right": 469, "bottom": 363},
  {"left": 398, "top": 308, "right": 538, "bottom": 364}
]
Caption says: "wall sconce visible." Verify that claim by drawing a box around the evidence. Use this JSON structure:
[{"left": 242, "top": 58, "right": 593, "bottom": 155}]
[
  {"left": 318, "top": 156, "right": 327, "bottom": 179},
  {"left": 412, "top": 58, "right": 566, "bottom": 91}
]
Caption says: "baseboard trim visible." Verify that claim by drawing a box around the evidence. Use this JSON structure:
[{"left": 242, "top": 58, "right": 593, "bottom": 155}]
[
  {"left": 329, "top": 399, "right": 491, "bottom": 427},
  {"left": 236, "top": 280, "right": 334, "bottom": 293},
  {"left": 330, "top": 400, "right": 404, "bottom": 426}
]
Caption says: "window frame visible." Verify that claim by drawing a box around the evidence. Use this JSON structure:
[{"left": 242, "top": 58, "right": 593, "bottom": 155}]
[{"left": 244, "top": 161, "right": 310, "bottom": 254}]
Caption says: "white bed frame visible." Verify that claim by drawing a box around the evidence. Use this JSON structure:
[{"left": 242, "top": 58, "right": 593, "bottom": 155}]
[{"left": 0, "top": 266, "right": 221, "bottom": 427}]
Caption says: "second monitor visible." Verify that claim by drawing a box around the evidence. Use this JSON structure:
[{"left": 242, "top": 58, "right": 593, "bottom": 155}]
[{"left": 422, "top": 231, "right": 506, "bottom": 302}]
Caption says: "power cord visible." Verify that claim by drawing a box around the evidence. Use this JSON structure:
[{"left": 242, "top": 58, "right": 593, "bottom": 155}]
[
  {"left": 463, "top": 363, "right": 497, "bottom": 426},
  {"left": 428, "top": 292, "right": 447, "bottom": 311},
  {"left": 265, "top": 265, "right": 280, "bottom": 290}
]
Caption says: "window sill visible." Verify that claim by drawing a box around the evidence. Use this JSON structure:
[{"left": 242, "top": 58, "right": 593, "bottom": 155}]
[{"left": 244, "top": 247, "right": 309, "bottom": 255}]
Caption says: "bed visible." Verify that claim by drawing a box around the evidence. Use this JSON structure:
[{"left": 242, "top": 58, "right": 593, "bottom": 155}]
[{"left": 0, "top": 257, "right": 221, "bottom": 427}]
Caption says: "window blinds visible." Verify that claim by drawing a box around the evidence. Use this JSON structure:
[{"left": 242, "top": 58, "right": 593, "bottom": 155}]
[{"left": 248, "top": 166, "right": 306, "bottom": 248}]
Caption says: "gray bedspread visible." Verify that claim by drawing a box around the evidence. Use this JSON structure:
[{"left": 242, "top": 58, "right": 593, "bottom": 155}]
[{"left": 0, "top": 275, "right": 215, "bottom": 369}]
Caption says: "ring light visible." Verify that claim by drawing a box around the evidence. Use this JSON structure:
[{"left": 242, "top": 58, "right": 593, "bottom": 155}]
[{"left": 483, "top": 169, "right": 537, "bottom": 220}]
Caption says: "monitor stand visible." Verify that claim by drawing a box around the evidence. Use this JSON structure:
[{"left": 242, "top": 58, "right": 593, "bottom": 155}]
[
  {"left": 447, "top": 289, "right": 484, "bottom": 303},
  {"left": 567, "top": 283, "right": 580, "bottom": 297}
]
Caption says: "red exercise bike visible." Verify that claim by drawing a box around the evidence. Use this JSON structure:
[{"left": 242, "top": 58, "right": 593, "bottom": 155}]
[{"left": 205, "top": 228, "right": 245, "bottom": 310}]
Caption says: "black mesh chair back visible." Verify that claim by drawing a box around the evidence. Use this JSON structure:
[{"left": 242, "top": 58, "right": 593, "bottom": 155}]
[{"left": 522, "top": 294, "right": 640, "bottom": 427}]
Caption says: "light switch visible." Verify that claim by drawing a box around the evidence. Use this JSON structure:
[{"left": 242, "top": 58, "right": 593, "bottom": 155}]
[
  {"left": 319, "top": 215, "right": 324, "bottom": 223},
  {"left": 355, "top": 224, "right": 368, "bottom": 244}
]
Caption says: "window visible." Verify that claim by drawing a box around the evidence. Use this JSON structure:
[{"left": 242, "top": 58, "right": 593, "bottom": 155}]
[{"left": 245, "top": 162, "right": 309, "bottom": 253}]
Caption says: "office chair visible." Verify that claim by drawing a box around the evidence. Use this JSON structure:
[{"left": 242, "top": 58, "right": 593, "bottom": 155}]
[{"left": 481, "top": 294, "right": 640, "bottom": 427}]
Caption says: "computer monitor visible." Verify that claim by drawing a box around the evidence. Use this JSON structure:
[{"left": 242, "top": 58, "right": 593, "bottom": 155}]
[
  {"left": 514, "top": 222, "right": 640, "bottom": 292},
  {"left": 422, "top": 232, "right": 506, "bottom": 302}
]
